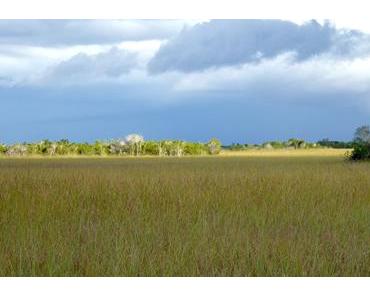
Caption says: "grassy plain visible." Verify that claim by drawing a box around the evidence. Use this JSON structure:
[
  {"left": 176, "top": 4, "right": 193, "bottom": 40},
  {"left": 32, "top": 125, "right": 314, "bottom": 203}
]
[{"left": 0, "top": 149, "right": 369, "bottom": 276}]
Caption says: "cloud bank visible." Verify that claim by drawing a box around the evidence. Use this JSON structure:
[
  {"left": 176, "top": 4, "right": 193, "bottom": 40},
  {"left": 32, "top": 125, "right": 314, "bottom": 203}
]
[{"left": 148, "top": 19, "right": 370, "bottom": 73}]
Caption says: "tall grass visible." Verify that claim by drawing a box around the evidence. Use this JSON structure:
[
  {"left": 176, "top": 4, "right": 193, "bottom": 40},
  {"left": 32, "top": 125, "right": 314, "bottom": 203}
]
[{"left": 0, "top": 154, "right": 369, "bottom": 276}]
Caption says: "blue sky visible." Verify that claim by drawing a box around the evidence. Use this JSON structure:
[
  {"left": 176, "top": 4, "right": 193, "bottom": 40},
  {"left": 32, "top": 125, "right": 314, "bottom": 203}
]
[{"left": 1, "top": 19, "right": 370, "bottom": 144}]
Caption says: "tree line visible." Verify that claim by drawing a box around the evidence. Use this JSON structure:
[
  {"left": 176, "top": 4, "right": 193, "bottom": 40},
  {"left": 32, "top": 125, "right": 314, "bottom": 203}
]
[
  {"left": 0, "top": 134, "right": 222, "bottom": 157},
  {"left": 1, "top": 126, "right": 370, "bottom": 159},
  {"left": 225, "top": 138, "right": 355, "bottom": 151}
]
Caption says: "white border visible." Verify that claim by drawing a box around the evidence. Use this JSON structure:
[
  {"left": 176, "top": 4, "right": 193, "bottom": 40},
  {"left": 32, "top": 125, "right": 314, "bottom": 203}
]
[
  {"left": 1, "top": 0, "right": 370, "bottom": 32},
  {"left": 0, "top": 0, "right": 369, "bottom": 19},
  {"left": 0, "top": 277, "right": 369, "bottom": 297},
  {"left": 1, "top": 0, "right": 369, "bottom": 296}
]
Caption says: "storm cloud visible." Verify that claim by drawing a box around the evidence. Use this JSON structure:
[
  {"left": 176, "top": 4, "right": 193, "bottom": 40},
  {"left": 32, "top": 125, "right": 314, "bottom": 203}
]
[{"left": 148, "top": 19, "right": 370, "bottom": 73}]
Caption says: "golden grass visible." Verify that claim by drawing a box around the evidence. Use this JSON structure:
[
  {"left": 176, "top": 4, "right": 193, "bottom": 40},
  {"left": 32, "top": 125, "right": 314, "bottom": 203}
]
[
  {"left": 0, "top": 153, "right": 368, "bottom": 276},
  {"left": 220, "top": 148, "right": 350, "bottom": 157}
]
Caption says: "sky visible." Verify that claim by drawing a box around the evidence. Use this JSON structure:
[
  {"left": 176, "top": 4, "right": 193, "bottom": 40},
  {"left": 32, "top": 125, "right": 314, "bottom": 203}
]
[{"left": 1, "top": 19, "right": 370, "bottom": 144}]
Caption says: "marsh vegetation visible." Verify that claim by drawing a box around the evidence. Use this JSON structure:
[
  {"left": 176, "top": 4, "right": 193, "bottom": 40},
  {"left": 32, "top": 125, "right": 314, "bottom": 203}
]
[{"left": 0, "top": 152, "right": 368, "bottom": 276}]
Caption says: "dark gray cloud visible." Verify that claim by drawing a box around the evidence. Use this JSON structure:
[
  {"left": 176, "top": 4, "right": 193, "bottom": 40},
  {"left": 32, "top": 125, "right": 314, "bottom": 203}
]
[
  {"left": 148, "top": 19, "right": 369, "bottom": 73},
  {"left": 0, "top": 20, "right": 186, "bottom": 46}
]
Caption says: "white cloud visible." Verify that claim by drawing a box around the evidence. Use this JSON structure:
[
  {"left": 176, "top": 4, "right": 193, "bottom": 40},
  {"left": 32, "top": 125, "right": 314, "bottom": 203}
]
[
  {"left": 0, "top": 39, "right": 163, "bottom": 86},
  {"left": 0, "top": 19, "right": 190, "bottom": 85},
  {"left": 172, "top": 53, "right": 370, "bottom": 104}
]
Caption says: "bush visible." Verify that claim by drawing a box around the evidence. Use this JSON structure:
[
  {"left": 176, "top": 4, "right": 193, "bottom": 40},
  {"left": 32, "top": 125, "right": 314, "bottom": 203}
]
[
  {"left": 269, "top": 141, "right": 285, "bottom": 149},
  {"left": 143, "top": 141, "right": 160, "bottom": 155},
  {"left": 350, "top": 143, "right": 370, "bottom": 160},
  {"left": 93, "top": 141, "right": 109, "bottom": 156},
  {"left": 349, "top": 125, "right": 370, "bottom": 160},
  {"left": 184, "top": 142, "right": 207, "bottom": 155},
  {"left": 76, "top": 143, "right": 95, "bottom": 155},
  {"left": 0, "top": 144, "right": 7, "bottom": 154}
]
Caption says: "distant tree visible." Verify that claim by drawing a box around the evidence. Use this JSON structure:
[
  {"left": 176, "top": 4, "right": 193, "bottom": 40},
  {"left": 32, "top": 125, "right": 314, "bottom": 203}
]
[
  {"left": 143, "top": 141, "right": 160, "bottom": 155},
  {"left": 287, "top": 138, "right": 305, "bottom": 149},
  {"left": 76, "top": 143, "right": 94, "bottom": 155},
  {"left": 36, "top": 139, "right": 54, "bottom": 155},
  {"left": 109, "top": 139, "right": 127, "bottom": 155},
  {"left": 171, "top": 141, "right": 185, "bottom": 156},
  {"left": 55, "top": 139, "right": 71, "bottom": 155},
  {"left": 125, "top": 134, "right": 144, "bottom": 155},
  {"left": 0, "top": 135, "right": 223, "bottom": 157},
  {"left": 317, "top": 138, "right": 354, "bottom": 149},
  {"left": 207, "top": 138, "right": 222, "bottom": 155},
  {"left": 229, "top": 143, "right": 246, "bottom": 151},
  {"left": 354, "top": 125, "right": 370, "bottom": 144},
  {"left": 6, "top": 144, "right": 27, "bottom": 156},
  {"left": 350, "top": 125, "right": 370, "bottom": 160},
  {"left": 93, "top": 141, "right": 109, "bottom": 155}
]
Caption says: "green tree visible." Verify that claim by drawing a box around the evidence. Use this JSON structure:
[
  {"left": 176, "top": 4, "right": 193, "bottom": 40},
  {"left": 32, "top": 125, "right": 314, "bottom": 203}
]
[
  {"left": 350, "top": 125, "right": 370, "bottom": 160},
  {"left": 93, "top": 141, "right": 109, "bottom": 155},
  {"left": 0, "top": 143, "right": 7, "bottom": 154},
  {"left": 287, "top": 138, "right": 305, "bottom": 149},
  {"left": 143, "top": 141, "right": 160, "bottom": 155}
]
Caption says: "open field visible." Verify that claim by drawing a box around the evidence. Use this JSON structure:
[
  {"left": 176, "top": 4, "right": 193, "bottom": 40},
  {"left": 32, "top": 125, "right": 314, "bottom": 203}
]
[
  {"left": 220, "top": 148, "right": 351, "bottom": 157},
  {"left": 0, "top": 150, "right": 369, "bottom": 276}
]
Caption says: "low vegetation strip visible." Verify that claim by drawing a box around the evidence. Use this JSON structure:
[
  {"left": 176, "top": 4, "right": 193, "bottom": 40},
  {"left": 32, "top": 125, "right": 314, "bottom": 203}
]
[
  {"left": 1, "top": 125, "right": 369, "bottom": 160},
  {"left": 220, "top": 148, "right": 350, "bottom": 157},
  {"left": 0, "top": 154, "right": 369, "bottom": 276},
  {"left": 0, "top": 135, "right": 222, "bottom": 157}
]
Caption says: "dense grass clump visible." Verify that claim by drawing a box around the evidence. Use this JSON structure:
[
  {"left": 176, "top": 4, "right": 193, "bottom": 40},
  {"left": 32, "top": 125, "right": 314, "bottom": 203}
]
[{"left": 0, "top": 155, "right": 369, "bottom": 276}]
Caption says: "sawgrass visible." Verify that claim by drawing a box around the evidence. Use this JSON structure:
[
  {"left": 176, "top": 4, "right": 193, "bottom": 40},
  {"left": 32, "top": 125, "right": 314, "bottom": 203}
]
[
  {"left": 0, "top": 151, "right": 368, "bottom": 276},
  {"left": 220, "top": 148, "right": 350, "bottom": 157}
]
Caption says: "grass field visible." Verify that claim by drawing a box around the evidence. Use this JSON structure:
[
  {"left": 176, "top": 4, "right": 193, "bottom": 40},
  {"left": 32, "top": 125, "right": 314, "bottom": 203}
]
[{"left": 0, "top": 150, "right": 369, "bottom": 276}]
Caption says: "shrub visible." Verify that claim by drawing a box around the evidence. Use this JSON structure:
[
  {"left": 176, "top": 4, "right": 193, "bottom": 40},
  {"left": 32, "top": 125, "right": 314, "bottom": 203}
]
[
  {"left": 349, "top": 125, "right": 370, "bottom": 160},
  {"left": 93, "top": 141, "right": 109, "bottom": 156},
  {"left": 184, "top": 142, "right": 207, "bottom": 155},
  {"left": 0, "top": 144, "right": 7, "bottom": 154},
  {"left": 55, "top": 140, "right": 71, "bottom": 155},
  {"left": 269, "top": 141, "right": 284, "bottom": 149},
  {"left": 143, "top": 141, "right": 160, "bottom": 155},
  {"left": 350, "top": 143, "right": 370, "bottom": 160},
  {"left": 76, "top": 143, "right": 95, "bottom": 155}
]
